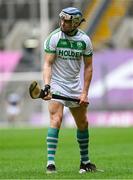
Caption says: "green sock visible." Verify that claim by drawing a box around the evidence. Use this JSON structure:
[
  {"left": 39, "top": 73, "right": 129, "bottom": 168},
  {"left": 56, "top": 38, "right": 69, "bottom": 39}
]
[
  {"left": 77, "top": 129, "right": 90, "bottom": 164},
  {"left": 46, "top": 127, "right": 59, "bottom": 166}
]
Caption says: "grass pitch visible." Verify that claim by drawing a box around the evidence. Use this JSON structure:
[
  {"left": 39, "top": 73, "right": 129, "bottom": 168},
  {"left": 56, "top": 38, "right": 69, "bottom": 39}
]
[{"left": 0, "top": 127, "right": 133, "bottom": 179}]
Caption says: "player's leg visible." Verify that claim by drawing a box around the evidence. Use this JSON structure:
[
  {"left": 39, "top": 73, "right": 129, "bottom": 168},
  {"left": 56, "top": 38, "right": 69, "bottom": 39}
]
[
  {"left": 46, "top": 100, "right": 64, "bottom": 173},
  {"left": 69, "top": 105, "right": 96, "bottom": 173}
]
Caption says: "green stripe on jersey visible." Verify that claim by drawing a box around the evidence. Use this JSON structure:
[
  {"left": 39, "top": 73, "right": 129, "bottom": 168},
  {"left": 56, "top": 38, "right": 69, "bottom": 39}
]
[
  {"left": 57, "top": 39, "right": 86, "bottom": 50},
  {"left": 45, "top": 28, "right": 60, "bottom": 50},
  {"left": 83, "top": 52, "right": 93, "bottom": 57},
  {"left": 45, "top": 49, "right": 56, "bottom": 53}
]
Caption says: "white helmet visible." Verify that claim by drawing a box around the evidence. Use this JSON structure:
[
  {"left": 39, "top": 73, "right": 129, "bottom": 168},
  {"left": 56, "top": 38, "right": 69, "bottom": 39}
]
[{"left": 59, "top": 7, "right": 85, "bottom": 26}]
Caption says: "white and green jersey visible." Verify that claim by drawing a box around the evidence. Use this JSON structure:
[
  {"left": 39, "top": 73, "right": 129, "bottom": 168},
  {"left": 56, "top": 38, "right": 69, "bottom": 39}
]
[{"left": 43, "top": 28, "right": 93, "bottom": 101}]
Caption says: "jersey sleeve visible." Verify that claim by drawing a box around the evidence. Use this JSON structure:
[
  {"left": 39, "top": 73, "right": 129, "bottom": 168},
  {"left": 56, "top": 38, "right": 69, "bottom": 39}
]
[
  {"left": 83, "top": 36, "right": 93, "bottom": 57},
  {"left": 43, "top": 34, "right": 57, "bottom": 53}
]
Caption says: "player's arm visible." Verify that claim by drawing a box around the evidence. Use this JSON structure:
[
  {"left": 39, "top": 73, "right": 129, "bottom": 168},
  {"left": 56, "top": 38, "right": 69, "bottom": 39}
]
[
  {"left": 43, "top": 52, "right": 56, "bottom": 100},
  {"left": 43, "top": 53, "right": 56, "bottom": 84},
  {"left": 80, "top": 55, "right": 93, "bottom": 104}
]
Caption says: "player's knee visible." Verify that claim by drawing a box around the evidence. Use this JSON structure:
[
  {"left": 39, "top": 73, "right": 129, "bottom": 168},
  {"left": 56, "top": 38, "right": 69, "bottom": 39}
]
[
  {"left": 51, "top": 114, "right": 62, "bottom": 128},
  {"left": 78, "top": 120, "right": 88, "bottom": 131}
]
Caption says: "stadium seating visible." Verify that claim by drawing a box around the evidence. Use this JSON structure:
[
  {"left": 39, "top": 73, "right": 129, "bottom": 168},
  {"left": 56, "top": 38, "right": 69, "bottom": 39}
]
[
  {"left": 80, "top": 0, "right": 131, "bottom": 50},
  {"left": 93, "top": 0, "right": 131, "bottom": 48}
]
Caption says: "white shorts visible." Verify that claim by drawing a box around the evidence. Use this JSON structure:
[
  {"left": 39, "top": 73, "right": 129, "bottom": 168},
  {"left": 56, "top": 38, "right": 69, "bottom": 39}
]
[
  {"left": 50, "top": 80, "right": 82, "bottom": 108},
  {"left": 50, "top": 99, "right": 80, "bottom": 108}
]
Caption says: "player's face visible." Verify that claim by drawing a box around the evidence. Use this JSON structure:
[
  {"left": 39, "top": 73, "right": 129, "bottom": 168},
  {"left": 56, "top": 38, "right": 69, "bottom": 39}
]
[
  {"left": 60, "top": 19, "right": 73, "bottom": 31},
  {"left": 60, "top": 18, "right": 74, "bottom": 33}
]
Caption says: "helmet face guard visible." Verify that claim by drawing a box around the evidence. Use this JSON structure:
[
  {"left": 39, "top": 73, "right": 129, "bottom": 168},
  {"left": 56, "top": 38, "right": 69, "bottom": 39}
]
[{"left": 59, "top": 11, "right": 82, "bottom": 25}]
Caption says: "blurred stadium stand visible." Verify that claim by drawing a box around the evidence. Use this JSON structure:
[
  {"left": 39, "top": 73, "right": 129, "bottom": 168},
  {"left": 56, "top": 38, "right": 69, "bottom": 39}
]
[
  {"left": 80, "top": 0, "right": 132, "bottom": 50},
  {"left": 0, "top": 0, "right": 133, "bottom": 127},
  {"left": 0, "top": 0, "right": 132, "bottom": 50}
]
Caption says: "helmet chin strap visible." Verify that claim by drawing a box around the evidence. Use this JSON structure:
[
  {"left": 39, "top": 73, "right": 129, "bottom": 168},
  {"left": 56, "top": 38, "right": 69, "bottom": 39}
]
[
  {"left": 59, "top": 17, "right": 82, "bottom": 36},
  {"left": 62, "top": 28, "right": 78, "bottom": 36},
  {"left": 60, "top": 21, "right": 79, "bottom": 36}
]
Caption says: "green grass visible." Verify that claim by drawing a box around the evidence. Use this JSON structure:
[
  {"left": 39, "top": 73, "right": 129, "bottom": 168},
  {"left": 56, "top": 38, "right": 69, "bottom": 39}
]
[{"left": 0, "top": 127, "right": 133, "bottom": 179}]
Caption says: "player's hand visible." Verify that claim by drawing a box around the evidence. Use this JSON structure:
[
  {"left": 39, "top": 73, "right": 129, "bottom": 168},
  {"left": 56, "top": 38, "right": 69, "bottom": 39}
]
[
  {"left": 42, "top": 84, "right": 52, "bottom": 100},
  {"left": 79, "top": 92, "right": 88, "bottom": 105}
]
